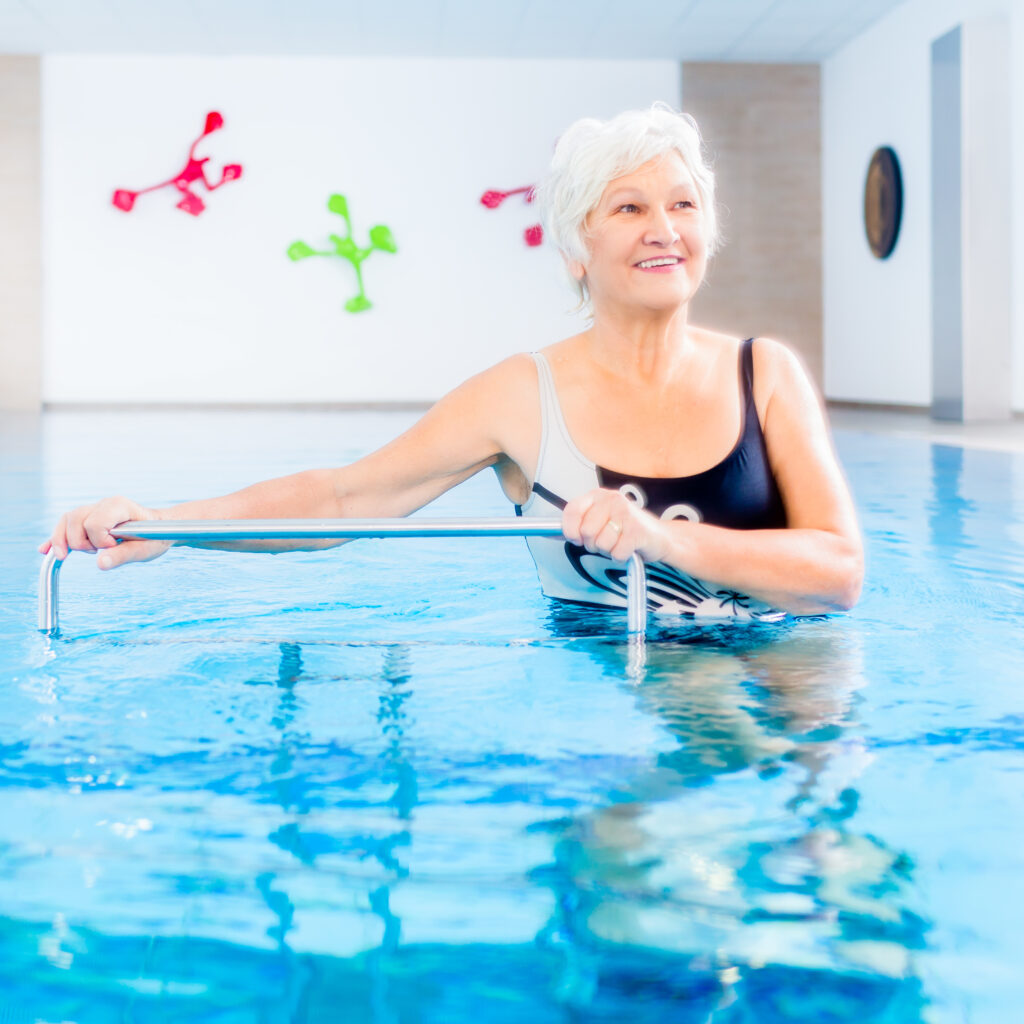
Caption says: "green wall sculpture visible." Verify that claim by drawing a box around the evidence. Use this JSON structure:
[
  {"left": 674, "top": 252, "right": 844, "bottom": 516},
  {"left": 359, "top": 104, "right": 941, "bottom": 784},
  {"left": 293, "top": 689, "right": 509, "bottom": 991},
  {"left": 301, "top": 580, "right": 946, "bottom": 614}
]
[{"left": 288, "top": 194, "right": 397, "bottom": 313}]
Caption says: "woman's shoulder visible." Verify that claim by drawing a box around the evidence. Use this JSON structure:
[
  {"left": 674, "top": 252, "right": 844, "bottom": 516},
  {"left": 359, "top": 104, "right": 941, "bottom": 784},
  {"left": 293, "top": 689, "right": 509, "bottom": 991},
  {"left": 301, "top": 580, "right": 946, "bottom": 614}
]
[
  {"left": 690, "top": 327, "right": 814, "bottom": 421},
  {"left": 535, "top": 331, "right": 588, "bottom": 362},
  {"left": 485, "top": 333, "right": 590, "bottom": 384},
  {"left": 690, "top": 325, "right": 790, "bottom": 361},
  {"left": 746, "top": 337, "right": 816, "bottom": 403},
  {"left": 456, "top": 350, "right": 537, "bottom": 388},
  {"left": 694, "top": 327, "right": 806, "bottom": 381},
  {"left": 449, "top": 352, "right": 543, "bottom": 425},
  {"left": 473, "top": 351, "right": 541, "bottom": 393}
]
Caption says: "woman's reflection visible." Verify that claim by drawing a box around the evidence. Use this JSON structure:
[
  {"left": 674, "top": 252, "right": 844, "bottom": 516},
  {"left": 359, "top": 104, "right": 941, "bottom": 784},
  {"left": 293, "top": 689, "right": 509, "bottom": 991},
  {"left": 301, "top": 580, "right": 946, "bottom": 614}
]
[{"left": 535, "top": 613, "right": 928, "bottom": 1017}]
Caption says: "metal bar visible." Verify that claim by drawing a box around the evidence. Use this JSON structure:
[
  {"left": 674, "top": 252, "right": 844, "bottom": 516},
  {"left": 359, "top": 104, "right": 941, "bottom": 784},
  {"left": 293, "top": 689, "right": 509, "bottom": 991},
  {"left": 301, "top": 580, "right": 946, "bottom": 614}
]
[
  {"left": 38, "top": 518, "right": 649, "bottom": 640},
  {"left": 626, "top": 553, "right": 647, "bottom": 634},
  {"left": 109, "top": 517, "right": 566, "bottom": 541},
  {"left": 38, "top": 550, "right": 61, "bottom": 636}
]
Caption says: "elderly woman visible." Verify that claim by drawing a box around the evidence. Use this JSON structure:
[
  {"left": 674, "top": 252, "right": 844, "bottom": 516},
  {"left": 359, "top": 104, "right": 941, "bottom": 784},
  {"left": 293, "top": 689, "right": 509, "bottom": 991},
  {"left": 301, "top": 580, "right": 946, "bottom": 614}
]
[{"left": 42, "top": 106, "right": 862, "bottom": 620}]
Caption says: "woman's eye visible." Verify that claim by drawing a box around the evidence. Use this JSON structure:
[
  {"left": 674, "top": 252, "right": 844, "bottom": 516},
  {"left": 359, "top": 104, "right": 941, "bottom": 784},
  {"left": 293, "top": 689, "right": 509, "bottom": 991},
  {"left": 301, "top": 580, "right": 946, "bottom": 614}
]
[
  {"left": 617, "top": 203, "right": 639, "bottom": 214},
  {"left": 675, "top": 200, "right": 696, "bottom": 209}
]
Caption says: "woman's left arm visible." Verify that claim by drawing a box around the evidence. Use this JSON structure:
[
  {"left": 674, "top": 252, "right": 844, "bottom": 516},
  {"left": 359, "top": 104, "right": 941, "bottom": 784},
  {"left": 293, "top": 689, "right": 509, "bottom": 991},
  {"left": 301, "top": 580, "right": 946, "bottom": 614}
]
[{"left": 563, "top": 340, "right": 864, "bottom": 615}]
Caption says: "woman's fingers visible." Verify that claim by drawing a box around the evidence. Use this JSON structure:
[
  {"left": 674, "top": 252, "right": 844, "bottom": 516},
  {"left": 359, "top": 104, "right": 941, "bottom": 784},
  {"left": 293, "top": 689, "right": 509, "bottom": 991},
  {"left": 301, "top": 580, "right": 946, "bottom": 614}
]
[
  {"left": 564, "top": 489, "right": 635, "bottom": 555},
  {"left": 67, "top": 506, "right": 99, "bottom": 554},
  {"left": 561, "top": 491, "right": 595, "bottom": 546},
  {"left": 45, "top": 512, "right": 71, "bottom": 559},
  {"left": 42, "top": 497, "right": 168, "bottom": 570},
  {"left": 40, "top": 519, "right": 59, "bottom": 557},
  {"left": 604, "top": 520, "right": 634, "bottom": 563},
  {"left": 97, "top": 539, "right": 171, "bottom": 570},
  {"left": 563, "top": 488, "right": 670, "bottom": 562},
  {"left": 583, "top": 510, "right": 624, "bottom": 554},
  {"left": 83, "top": 502, "right": 128, "bottom": 551},
  {"left": 582, "top": 495, "right": 629, "bottom": 554}
]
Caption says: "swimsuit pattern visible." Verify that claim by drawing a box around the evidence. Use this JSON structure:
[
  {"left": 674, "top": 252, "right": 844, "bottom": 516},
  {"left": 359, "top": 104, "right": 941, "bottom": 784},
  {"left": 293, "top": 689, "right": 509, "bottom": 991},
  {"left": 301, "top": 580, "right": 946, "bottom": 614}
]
[{"left": 516, "top": 339, "right": 787, "bottom": 621}]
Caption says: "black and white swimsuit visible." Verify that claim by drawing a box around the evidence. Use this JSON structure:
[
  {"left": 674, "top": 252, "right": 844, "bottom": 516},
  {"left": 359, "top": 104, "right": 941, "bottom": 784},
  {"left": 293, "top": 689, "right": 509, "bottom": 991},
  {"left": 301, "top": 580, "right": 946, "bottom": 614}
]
[{"left": 516, "top": 338, "right": 787, "bottom": 621}]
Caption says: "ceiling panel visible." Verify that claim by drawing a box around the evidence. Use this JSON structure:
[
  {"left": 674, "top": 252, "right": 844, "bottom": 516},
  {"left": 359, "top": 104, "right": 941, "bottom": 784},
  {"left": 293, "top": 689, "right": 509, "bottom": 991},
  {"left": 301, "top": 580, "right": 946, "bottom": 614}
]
[{"left": 1, "top": 0, "right": 910, "bottom": 60}]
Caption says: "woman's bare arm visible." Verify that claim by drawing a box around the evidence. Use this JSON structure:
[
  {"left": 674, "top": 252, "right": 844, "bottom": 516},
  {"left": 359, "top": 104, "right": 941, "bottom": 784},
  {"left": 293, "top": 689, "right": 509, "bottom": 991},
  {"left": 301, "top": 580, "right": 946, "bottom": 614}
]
[{"left": 41, "top": 356, "right": 535, "bottom": 570}]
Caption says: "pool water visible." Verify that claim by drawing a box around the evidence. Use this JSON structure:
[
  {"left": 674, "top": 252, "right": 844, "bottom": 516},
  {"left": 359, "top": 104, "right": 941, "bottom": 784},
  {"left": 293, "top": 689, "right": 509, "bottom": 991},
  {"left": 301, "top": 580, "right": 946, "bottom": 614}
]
[{"left": 1, "top": 410, "right": 1022, "bottom": 1023}]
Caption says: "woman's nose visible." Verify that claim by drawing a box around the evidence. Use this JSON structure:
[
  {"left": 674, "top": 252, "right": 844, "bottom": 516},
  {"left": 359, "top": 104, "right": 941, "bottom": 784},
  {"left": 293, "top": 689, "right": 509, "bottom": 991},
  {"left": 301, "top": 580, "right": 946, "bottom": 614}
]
[{"left": 643, "top": 209, "right": 680, "bottom": 246}]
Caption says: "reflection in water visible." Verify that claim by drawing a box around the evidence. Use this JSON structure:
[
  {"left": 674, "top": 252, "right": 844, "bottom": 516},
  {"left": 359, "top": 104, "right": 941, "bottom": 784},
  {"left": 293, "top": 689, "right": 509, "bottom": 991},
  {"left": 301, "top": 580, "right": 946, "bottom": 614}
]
[
  {"left": 245, "top": 642, "right": 418, "bottom": 1018},
  {"left": 5, "top": 618, "right": 932, "bottom": 1020},
  {"left": 534, "top": 614, "right": 928, "bottom": 1018},
  {"left": 929, "top": 445, "right": 972, "bottom": 553},
  {"left": 167, "top": 615, "right": 929, "bottom": 1019},
  {"left": 369, "top": 646, "right": 413, "bottom": 1024}
]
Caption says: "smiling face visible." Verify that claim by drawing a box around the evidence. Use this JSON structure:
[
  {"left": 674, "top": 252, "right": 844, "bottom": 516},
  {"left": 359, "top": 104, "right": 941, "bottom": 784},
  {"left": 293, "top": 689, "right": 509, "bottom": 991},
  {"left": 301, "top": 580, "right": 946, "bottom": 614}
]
[{"left": 573, "top": 151, "right": 709, "bottom": 316}]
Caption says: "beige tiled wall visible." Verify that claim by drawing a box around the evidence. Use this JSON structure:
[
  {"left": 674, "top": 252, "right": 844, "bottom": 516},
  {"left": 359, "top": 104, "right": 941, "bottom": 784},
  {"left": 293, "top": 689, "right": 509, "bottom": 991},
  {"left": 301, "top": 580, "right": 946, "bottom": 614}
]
[
  {"left": 0, "top": 55, "right": 41, "bottom": 411},
  {"left": 683, "top": 63, "right": 822, "bottom": 388}
]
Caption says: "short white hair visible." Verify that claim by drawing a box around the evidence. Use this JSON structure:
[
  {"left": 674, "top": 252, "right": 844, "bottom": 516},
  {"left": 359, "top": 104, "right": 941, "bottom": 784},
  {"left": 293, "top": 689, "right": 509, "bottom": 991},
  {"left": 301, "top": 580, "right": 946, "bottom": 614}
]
[{"left": 535, "top": 103, "right": 719, "bottom": 308}]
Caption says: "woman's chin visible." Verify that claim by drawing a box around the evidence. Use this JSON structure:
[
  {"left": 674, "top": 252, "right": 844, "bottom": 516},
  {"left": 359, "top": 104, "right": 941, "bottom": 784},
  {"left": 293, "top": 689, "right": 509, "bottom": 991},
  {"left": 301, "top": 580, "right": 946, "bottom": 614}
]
[{"left": 626, "top": 288, "right": 696, "bottom": 316}]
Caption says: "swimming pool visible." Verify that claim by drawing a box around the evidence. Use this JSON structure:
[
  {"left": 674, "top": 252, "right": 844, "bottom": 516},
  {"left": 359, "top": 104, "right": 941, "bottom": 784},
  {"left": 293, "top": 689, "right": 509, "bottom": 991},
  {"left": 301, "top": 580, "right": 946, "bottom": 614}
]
[{"left": 1, "top": 409, "right": 1021, "bottom": 1022}]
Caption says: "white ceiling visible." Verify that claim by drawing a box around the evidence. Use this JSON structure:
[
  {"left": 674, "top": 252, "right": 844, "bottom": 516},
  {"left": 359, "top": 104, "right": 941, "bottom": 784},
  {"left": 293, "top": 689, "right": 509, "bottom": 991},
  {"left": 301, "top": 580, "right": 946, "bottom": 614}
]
[{"left": 2, "top": 0, "right": 907, "bottom": 61}]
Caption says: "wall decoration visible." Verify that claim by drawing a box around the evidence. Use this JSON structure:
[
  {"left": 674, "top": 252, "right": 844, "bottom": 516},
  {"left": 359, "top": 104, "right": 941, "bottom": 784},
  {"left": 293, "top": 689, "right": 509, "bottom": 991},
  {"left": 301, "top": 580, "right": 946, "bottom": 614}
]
[
  {"left": 287, "top": 194, "right": 397, "bottom": 313},
  {"left": 480, "top": 185, "right": 543, "bottom": 247},
  {"left": 863, "top": 146, "right": 903, "bottom": 259},
  {"left": 111, "top": 111, "right": 243, "bottom": 217}
]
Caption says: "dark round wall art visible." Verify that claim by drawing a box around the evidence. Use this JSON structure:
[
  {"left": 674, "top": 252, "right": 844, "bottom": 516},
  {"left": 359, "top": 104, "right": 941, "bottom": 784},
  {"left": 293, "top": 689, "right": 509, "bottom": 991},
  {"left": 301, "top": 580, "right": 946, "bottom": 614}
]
[{"left": 863, "top": 146, "right": 903, "bottom": 259}]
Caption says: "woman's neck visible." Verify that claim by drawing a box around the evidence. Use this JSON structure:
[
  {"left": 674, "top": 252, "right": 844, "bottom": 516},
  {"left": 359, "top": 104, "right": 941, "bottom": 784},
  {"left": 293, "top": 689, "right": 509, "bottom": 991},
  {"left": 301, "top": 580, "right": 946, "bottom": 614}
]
[{"left": 584, "top": 303, "right": 695, "bottom": 383}]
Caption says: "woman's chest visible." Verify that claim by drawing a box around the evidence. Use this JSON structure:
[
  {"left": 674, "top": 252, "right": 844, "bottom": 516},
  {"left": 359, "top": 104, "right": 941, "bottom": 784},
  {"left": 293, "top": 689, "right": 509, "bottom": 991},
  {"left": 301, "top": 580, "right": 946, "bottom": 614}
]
[{"left": 559, "top": 382, "right": 744, "bottom": 478}]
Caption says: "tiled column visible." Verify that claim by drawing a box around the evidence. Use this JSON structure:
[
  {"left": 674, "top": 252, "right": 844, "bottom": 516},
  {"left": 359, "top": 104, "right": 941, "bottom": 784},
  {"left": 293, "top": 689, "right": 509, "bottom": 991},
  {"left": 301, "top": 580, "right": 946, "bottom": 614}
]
[
  {"left": 931, "top": 19, "right": 1012, "bottom": 422},
  {"left": 683, "top": 63, "right": 823, "bottom": 388},
  {"left": 0, "top": 55, "right": 41, "bottom": 412}
]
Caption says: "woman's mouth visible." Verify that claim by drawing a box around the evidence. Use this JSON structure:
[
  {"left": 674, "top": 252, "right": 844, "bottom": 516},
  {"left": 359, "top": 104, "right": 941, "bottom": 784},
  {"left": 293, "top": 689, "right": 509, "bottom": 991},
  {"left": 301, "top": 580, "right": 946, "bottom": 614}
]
[{"left": 635, "top": 256, "right": 683, "bottom": 270}]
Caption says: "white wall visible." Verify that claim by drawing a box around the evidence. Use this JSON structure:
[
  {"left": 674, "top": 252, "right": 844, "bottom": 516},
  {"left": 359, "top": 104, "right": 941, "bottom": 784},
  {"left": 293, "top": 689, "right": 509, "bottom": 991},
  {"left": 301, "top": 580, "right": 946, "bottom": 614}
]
[
  {"left": 42, "top": 56, "right": 680, "bottom": 404},
  {"left": 822, "top": 0, "right": 1022, "bottom": 411}
]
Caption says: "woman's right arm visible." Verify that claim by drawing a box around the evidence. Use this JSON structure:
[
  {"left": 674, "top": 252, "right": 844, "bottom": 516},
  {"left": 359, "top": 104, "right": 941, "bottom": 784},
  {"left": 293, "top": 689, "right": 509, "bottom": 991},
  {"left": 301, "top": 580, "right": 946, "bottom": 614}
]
[{"left": 40, "top": 356, "right": 538, "bottom": 570}]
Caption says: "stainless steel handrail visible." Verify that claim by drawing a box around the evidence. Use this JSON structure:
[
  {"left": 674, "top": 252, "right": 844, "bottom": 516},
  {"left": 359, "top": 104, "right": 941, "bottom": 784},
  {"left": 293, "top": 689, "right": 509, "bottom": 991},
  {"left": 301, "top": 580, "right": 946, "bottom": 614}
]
[{"left": 38, "top": 518, "right": 648, "bottom": 638}]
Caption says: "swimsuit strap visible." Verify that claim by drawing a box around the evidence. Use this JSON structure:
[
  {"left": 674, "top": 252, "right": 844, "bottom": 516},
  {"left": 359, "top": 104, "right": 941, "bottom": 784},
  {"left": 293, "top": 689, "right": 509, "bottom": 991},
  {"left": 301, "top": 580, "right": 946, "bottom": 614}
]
[
  {"left": 521, "top": 352, "right": 591, "bottom": 516},
  {"left": 740, "top": 337, "right": 755, "bottom": 407},
  {"left": 738, "top": 337, "right": 761, "bottom": 446},
  {"left": 531, "top": 351, "right": 595, "bottom": 470},
  {"left": 532, "top": 351, "right": 558, "bottom": 433}
]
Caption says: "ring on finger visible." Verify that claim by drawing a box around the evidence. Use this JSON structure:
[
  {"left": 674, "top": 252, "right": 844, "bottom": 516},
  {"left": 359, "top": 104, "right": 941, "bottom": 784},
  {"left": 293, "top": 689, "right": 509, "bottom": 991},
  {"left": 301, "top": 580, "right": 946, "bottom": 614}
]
[{"left": 607, "top": 520, "right": 622, "bottom": 534}]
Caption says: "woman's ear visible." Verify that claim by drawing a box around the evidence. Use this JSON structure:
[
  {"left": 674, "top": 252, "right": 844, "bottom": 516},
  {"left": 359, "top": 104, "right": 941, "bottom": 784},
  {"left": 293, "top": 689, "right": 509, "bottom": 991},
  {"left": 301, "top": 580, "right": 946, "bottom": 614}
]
[{"left": 566, "top": 258, "right": 586, "bottom": 281}]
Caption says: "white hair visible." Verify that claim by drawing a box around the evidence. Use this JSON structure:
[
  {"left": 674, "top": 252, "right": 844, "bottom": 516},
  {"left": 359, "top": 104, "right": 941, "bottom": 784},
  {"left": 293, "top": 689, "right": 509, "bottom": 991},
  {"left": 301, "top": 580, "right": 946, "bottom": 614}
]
[{"left": 534, "top": 104, "right": 719, "bottom": 308}]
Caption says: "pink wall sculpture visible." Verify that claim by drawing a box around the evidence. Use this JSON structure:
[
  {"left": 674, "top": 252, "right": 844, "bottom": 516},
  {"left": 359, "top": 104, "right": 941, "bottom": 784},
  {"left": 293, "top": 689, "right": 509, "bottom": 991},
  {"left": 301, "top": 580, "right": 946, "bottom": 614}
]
[
  {"left": 480, "top": 186, "right": 543, "bottom": 247},
  {"left": 112, "top": 111, "right": 242, "bottom": 217}
]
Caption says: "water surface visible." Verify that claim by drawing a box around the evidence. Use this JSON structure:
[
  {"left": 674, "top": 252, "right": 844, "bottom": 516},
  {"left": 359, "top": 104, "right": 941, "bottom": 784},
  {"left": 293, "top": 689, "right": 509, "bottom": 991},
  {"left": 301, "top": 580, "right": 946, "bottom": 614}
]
[{"left": 0, "top": 410, "right": 1021, "bottom": 1022}]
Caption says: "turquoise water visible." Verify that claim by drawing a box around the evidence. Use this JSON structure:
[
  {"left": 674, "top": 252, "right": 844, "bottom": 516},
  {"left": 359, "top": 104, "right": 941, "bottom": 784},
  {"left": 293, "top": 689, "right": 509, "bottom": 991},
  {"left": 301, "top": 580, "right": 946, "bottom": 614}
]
[{"left": 1, "top": 410, "right": 1022, "bottom": 1022}]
